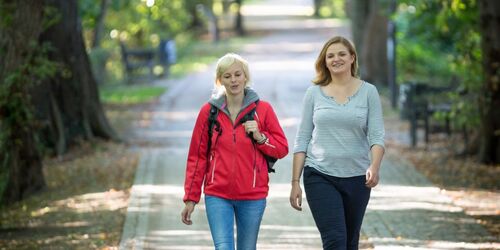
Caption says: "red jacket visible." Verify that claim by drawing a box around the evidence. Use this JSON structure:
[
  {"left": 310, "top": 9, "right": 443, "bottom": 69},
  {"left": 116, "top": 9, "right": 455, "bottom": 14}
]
[{"left": 183, "top": 94, "right": 288, "bottom": 203}]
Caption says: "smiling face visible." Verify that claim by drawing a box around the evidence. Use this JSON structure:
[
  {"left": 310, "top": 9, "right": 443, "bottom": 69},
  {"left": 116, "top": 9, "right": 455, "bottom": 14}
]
[
  {"left": 325, "top": 43, "right": 355, "bottom": 76},
  {"left": 219, "top": 62, "right": 247, "bottom": 97}
]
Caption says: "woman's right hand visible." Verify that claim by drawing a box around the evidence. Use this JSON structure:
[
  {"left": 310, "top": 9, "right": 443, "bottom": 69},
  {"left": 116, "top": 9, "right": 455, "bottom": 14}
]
[
  {"left": 181, "top": 201, "right": 196, "bottom": 225},
  {"left": 289, "top": 183, "right": 303, "bottom": 211}
]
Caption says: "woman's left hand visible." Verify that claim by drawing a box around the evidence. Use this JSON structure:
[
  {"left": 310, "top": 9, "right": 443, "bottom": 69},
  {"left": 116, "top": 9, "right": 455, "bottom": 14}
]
[
  {"left": 365, "top": 165, "right": 380, "bottom": 188},
  {"left": 243, "top": 121, "right": 263, "bottom": 141}
]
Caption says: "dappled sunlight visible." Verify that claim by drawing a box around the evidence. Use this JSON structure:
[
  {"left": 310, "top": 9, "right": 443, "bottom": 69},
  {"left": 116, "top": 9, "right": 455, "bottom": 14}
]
[
  {"left": 442, "top": 189, "right": 500, "bottom": 216},
  {"left": 257, "top": 224, "right": 322, "bottom": 249},
  {"left": 54, "top": 221, "right": 91, "bottom": 228},
  {"left": 148, "top": 229, "right": 211, "bottom": 237},
  {"left": 131, "top": 184, "right": 184, "bottom": 196},
  {"left": 268, "top": 183, "right": 297, "bottom": 199},
  {"left": 137, "top": 110, "right": 196, "bottom": 126},
  {"left": 243, "top": 18, "right": 346, "bottom": 31},
  {"left": 126, "top": 184, "right": 185, "bottom": 213},
  {"left": 163, "top": 111, "right": 199, "bottom": 121},
  {"left": 141, "top": 230, "right": 213, "bottom": 249},
  {"left": 139, "top": 130, "right": 193, "bottom": 138},
  {"left": 369, "top": 185, "right": 462, "bottom": 212},
  {"left": 260, "top": 224, "right": 317, "bottom": 232},
  {"left": 278, "top": 117, "right": 300, "bottom": 128},
  {"left": 242, "top": 4, "right": 314, "bottom": 16},
  {"left": 49, "top": 190, "right": 128, "bottom": 214},
  {"left": 30, "top": 190, "right": 128, "bottom": 217},
  {"left": 250, "top": 59, "right": 314, "bottom": 72},
  {"left": 244, "top": 41, "right": 323, "bottom": 54},
  {"left": 369, "top": 237, "right": 500, "bottom": 249}
]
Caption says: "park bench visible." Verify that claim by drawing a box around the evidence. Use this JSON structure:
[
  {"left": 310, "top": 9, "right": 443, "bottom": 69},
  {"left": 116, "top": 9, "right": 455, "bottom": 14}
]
[
  {"left": 119, "top": 40, "right": 176, "bottom": 83},
  {"left": 119, "top": 42, "right": 155, "bottom": 82},
  {"left": 399, "top": 82, "right": 453, "bottom": 147}
]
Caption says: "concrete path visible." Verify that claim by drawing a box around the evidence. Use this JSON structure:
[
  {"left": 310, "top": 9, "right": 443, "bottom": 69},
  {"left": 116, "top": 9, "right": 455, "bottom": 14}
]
[{"left": 119, "top": 1, "right": 499, "bottom": 249}]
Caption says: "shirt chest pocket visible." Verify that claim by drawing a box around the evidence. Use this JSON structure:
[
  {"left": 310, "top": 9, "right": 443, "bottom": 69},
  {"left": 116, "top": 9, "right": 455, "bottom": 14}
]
[{"left": 354, "top": 106, "right": 368, "bottom": 128}]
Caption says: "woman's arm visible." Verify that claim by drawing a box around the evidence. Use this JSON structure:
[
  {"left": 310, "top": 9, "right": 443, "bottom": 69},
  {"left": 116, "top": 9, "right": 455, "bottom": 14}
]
[
  {"left": 290, "top": 152, "right": 306, "bottom": 211},
  {"left": 366, "top": 145, "right": 384, "bottom": 188},
  {"left": 183, "top": 104, "right": 211, "bottom": 204},
  {"left": 252, "top": 102, "right": 289, "bottom": 159},
  {"left": 366, "top": 85, "right": 385, "bottom": 188}
]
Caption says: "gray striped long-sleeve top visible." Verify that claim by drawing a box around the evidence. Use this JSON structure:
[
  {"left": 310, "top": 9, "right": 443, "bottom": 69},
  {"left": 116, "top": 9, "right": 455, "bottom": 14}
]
[{"left": 293, "top": 81, "right": 385, "bottom": 177}]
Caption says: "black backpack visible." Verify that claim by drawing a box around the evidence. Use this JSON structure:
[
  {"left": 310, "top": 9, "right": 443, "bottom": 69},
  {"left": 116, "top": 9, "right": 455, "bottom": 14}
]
[{"left": 206, "top": 102, "right": 277, "bottom": 173}]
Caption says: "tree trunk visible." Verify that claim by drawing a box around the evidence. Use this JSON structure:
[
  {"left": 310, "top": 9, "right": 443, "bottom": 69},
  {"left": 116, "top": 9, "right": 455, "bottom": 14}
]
[
  {"left": 347, "top": 0, "right": 370, "bottom": 77},
  {"left": 235, "top": 0, "right": 245, "bottom": 36},
  {"left": 360, "top": 0, "right": 389, "bottom": 86},
  {"left": 91, "top": 0, "right": 110, "bottom": 49},
  {"left": 187, "top": 2, "right": 203, "bottom": 30},
  {"left": 0, "top": 0, "right": 118, "bottom": 205},
  {"left": 34, "top": 0, "right": 119, "bottom": 151},
  {"left": 478, "top": 0, "right": 500, "bottom": 164},
  {"left": 314, "top": 0, "right": 323, "bottom": 17},
  {"left": 0, "top": 0, "right": 46, "bottom": 204}
]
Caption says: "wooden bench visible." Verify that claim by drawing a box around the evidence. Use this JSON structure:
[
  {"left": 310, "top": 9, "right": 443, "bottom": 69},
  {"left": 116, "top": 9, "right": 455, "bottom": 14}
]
[
  {"left": 399, "top": 82, "right": 453, "bottom": 147},
  {"left": 119, "top": 42, "right": 155, "bottom": 82}
]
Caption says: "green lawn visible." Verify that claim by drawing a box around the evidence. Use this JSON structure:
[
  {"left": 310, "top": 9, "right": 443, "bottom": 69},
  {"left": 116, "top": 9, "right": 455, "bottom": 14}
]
[{"left": 99, "top": 85, "right": 166, "bottom": 105}]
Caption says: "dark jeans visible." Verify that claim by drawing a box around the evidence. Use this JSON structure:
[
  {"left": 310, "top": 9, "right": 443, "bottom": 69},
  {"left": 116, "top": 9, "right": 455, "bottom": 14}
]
[{"left": 303, "top": 167, "right": 371, "bottom": 250}]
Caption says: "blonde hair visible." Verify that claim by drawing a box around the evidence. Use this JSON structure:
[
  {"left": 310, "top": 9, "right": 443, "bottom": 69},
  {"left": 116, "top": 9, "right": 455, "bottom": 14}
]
[
  {"left": 213, "top": 53, "right": 251, "bottom": 97},
  {"left": 313, "top": 36, "right": 359, "bottom": 86}
]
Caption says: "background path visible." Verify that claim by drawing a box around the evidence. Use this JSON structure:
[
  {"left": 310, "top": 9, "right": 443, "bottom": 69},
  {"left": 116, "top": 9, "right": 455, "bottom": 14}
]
[{"left": 119, "top": 0, "right": 498, "bottom": 249}]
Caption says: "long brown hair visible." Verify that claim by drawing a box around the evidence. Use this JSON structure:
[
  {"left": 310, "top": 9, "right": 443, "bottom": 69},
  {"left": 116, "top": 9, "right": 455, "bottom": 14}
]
[{"left": 312, "top": 36, "right": 359, "bottom": 86}]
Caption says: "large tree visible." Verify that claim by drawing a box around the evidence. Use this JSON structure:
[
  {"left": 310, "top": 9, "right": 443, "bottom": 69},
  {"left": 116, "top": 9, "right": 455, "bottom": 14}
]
[
  {"left": 347, "top": 0, "right": 390, "bottom": 86},
  {"left": 359, "top": 0, "right": 390, "bottom": 86},
  {"left": 234, "top": 0, "right": 245, "bottom": 36},
  {"left": 478, "top": 0, "right": 500, "bottom": 163},
  {"left": 0, "top": 0, "right": 118, "bottom": 205},
  {"left": 0, "top": 0, "right": 47, "bottom": 205}
]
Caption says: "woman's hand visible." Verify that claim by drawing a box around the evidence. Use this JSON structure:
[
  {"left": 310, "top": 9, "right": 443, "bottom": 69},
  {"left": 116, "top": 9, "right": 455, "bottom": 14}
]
[
  {"left": 181, "top": 201, "right": 196, "bottom": 225},
  {"left": 365, "top": 165, "right": 380, "bottom": 188},
  {"left": 243, "top": 121, "right": 263, "bottom": 141},
  {"left": 289, "top": 182, "right": 303, "bottom": 211}
]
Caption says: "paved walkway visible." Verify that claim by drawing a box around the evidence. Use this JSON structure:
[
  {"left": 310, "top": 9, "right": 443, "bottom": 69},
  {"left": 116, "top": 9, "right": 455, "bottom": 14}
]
[{"left": 119, "top": 1, "right": 499, "bottom": 249}]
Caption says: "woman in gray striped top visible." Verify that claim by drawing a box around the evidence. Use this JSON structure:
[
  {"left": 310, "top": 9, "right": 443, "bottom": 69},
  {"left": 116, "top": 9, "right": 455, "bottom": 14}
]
[{"left": 289, "top": 36, "right": 385, "bottom": 250}]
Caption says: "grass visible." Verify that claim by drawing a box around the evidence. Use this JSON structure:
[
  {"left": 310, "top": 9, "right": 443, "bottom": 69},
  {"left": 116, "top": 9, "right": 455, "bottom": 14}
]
[{"left": 100, "top": 85, "right": 166, "bottom": 105}]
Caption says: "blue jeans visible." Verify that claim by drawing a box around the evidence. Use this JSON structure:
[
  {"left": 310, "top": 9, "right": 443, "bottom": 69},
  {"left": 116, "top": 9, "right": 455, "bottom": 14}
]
[
  {"left": 303, "top": 167, "right": 371, "bottom": 250},
  {"left": 205, "top": 195, "right": 266, "bottom": 250}
]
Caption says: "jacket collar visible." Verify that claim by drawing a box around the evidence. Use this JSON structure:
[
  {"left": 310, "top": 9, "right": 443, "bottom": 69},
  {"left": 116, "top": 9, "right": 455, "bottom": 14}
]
[{"left": 208, "top": 88, "right": 260, "bottom": 116}]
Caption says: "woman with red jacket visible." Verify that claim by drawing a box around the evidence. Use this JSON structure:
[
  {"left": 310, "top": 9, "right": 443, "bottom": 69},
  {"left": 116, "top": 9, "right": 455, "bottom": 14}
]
[{"left": 181, "top": 53, "right": 288, "bottom": 250}]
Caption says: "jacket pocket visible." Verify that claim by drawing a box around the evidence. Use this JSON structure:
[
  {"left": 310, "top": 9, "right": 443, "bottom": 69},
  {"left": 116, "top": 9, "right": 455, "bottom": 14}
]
[
  {"left": 254, "top": 162, "right": 268, "bottom": 188},
  {"left": 206, "top": 153, "right": 217, "bottom": 185}
]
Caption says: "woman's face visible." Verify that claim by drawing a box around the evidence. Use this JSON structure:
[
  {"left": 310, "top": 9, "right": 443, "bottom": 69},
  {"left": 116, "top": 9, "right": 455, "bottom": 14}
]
[
  {"left": 325, "top": 43, "right": 354, "bottom": 76},
  {"left": 219, "top": 62, "right": 246, "bottom": 97}
]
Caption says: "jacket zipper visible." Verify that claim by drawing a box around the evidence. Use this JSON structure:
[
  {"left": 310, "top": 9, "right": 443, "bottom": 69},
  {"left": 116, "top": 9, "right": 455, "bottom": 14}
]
[
  {"left": 211, "top": 157, "right": 217, "bottom": 184},
  {"left": 253, "top": 167, "right": 256, "bottom": 188}
]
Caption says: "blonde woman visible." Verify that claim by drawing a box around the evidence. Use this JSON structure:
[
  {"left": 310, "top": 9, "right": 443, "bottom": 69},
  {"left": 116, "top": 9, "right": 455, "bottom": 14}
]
[{"left": 181, "top": 53, "right": 288, "bottom": 250}]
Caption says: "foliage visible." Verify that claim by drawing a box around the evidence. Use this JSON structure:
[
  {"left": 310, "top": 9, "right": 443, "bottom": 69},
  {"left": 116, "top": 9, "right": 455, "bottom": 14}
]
[
  {"left": 99, "top": 85, "right": 166, "bottom": 104},
  {"left": 0, "top": 4, "right": 60, "bottom": 203},
  {"left": 79, "top": 0, "right": 222, "bottom": 84},
  {"left": 319, "top": 0, "right": 346, "bottom": 18},
  {"left": 170, "top": 33, "right": 255, "bottom": 78},
  {"left": 394, "top": 0, "right": 481, "bottom": 129},
  {"left": 103, "top": 0, "right": 190, "bottom": 47},
  {"left": 0, "top": 41, "right": 58, "bottom": 202}
]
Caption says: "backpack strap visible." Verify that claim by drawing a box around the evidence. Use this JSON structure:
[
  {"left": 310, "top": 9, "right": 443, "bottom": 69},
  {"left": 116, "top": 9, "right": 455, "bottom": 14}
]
[
  {"left": 237, "top": 100, "right": 260, "bottom": 126},
  {"left": 207, "top": 104, "right": 219, "bottom": 159}
]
